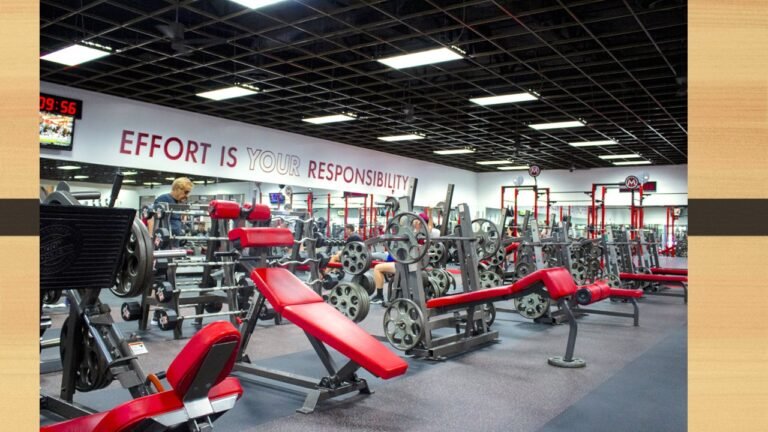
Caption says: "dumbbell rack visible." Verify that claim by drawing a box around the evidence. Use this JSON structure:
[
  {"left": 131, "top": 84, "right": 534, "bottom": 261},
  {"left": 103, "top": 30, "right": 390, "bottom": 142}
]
[{"left": 133, "top": 249, "right": 241, "bottom": 339}]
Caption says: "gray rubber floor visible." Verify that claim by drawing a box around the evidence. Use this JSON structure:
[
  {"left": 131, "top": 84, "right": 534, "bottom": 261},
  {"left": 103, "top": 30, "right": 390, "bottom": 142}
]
[{"left": 41, "top": 257, "right": 688, "bottom": 431}]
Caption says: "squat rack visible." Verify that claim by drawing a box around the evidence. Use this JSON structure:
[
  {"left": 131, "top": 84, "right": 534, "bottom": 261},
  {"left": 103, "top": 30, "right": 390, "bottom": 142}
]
[{"left": 500, "top": 185, "right": 551, "bottom": 233}]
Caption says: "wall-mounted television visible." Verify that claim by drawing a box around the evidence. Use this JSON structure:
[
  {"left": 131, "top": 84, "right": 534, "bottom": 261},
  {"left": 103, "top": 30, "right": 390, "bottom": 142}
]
[
  {"left": 269, "top": 193, "right": 285, "bottom": 204},
  {"left": 40, "top": 111, "right": 76, "bottom": 151},
  {"left": 40, "top": 93, "right": 82, "bottom": 151}
]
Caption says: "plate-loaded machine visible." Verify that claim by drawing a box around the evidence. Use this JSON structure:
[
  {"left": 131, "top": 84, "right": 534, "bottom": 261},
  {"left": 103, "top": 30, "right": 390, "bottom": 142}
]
[
  {"left": 206, "top": 200, "right": 408, "bottom": 414},
  {"left": 603, "top": 227, "right": 688, "bottom": 303},
  {"left": 40, "top": 183, "right": 242, "bottom": 431}
]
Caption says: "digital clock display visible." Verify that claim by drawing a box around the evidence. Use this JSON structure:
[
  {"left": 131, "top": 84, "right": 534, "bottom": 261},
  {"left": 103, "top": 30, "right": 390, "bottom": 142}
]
[{"left": 39, "top": 93, "right": 83, "bottom": 119}]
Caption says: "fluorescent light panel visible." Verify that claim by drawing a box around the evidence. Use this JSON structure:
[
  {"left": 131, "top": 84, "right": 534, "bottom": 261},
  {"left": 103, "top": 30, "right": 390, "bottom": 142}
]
[
  {"left": 497, "top": 165, "right": 530, "bottom": 170},
  {"left": 73, "top": 175, "right": 89, "bottom": 180},
  {"left": 377, "top": 134, "right": 425, "bottom": 142},
  {"left": 470, "top": 92, "right": 538, "bottom": 106},
  {"left": 378, "top": 47, "right": 462, "bottom": 69},
  {"left": 196, "top": 86, "right": 258, "bottom": 101},
  {"left": 41, "top": 44, "right": 111, "bottom": 66},
  {"left": 122, "top": 179, "right": 136, "bottom": 184},
  {"left": 598, "top": 154, "right": 641, "bottom": 160},
  {"left": 122, "top": 171, "right": 138, "bottom": 176},
  {"left": 165, "top": 177, "right": 176, "bottom": 181},
  {"left": 229, "top": 0, "right": 286, "bottom": 8},
  {"left": 612, "top": 161, "right": 651, "bottom": 166},
  {"left": 56, "top": 165, "right": 81, "bottom": 170},
  {"left": 476, "top": 160, "right": 512, "bottom": 165},
  {"left": 302, "top": 113, "right": 357, "bottom": 124},
  {"left": 568, "top": 139, "right": 618, "bottom": 147},
  {"left": 529, "top": 120, "right": 585, "bottom": 130},
  {"left": 193, "top": 180, "right": 207, "bottom": 184},
  {"left": 433, "top": 148, "right": 475, "bottom": 155}
]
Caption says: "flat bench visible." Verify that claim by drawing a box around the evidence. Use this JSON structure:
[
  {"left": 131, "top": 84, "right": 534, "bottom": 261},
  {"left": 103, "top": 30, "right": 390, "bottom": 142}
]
[
  {"left": 650, "top": 267, "right": 688, "bottom": 276},
  {"left": 619, "top": 272, "right": 688, "bottom": 303}
]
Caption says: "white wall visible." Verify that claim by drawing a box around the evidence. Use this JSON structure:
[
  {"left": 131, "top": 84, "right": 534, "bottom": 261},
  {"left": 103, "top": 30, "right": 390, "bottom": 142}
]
[{"left": 40, "top": 82, "right": 477, "bottom": 209}]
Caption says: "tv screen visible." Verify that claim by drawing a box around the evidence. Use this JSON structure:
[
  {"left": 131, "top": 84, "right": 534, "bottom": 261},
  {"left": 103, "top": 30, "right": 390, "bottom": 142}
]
[
  {"left": 269, "top": 193, "right": 285, "bottom": 204},
  {"left": 40, "top": 111, "right": 75, "bottom": 151}
]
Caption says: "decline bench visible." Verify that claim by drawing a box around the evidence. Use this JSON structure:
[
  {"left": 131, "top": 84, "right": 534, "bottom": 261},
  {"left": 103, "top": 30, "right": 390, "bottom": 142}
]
[
  {"left": 41, "top": 321, "right": 243, "bottom": 432},
  {"left": 227, "top": 226, "right": 409, "bottom": 413}
]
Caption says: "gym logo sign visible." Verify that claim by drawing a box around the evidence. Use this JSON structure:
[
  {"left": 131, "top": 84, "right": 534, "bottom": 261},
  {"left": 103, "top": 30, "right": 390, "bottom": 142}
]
[
  {"left": 528, "top": 165, "right": 542, "bottom": 177},
  {"left": 624, "top": 175, "right": 641, "bottom": 190}
]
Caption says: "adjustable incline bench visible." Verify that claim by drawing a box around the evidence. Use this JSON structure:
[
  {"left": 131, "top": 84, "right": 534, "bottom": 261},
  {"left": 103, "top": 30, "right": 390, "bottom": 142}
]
[
  {"left": 228, "top": 226, "right": 409, "bottom": 414},
  {"left": 43, "top": 320, "right": 244, "bottom": 432}
]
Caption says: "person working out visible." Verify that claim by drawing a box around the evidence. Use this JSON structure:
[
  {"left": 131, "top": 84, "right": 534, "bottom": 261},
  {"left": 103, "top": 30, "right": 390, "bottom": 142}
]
[
  {"left": 370, "top": 208, "right": 440, "bottom": 304},
  {"left": 325, "top": 224, "right": 363, "bottom": 273},
  {"left": 148, "top": 177, "right": 194, "bottom": 247}
]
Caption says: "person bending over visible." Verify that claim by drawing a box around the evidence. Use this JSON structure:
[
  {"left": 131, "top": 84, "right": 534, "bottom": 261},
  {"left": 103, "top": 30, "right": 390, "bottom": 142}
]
[
  {"left": 148, "top": 177, "right": 193, "bottom": 248},
  {"left": 370, "top": 208, "right": 439, "bottom": 304}
]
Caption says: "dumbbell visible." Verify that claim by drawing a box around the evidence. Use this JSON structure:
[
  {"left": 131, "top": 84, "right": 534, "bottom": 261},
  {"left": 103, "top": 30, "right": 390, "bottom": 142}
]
[
  {"left": 154, "top": 307, "right": 245, "bottom": 331},
  {"left": 121, "top": 301, "right": 142, "bottom": 321}
]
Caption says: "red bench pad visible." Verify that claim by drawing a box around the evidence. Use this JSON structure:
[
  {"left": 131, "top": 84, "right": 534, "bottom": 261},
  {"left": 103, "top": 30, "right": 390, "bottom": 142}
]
[
  {"left": 575, "top": 282, "right": 643, "bottom": 305},
  {"left": 426, "top": 268, "right": 576, "bottom": 309},
  {"left": 650, "top": 267, "right": 688, "bottom": 276},
  {"left": 229, "top": 227, "right": 295, "bottom": 248},
  {"left": 620, "top": 272, "right": 687, "bottom": 283},
  {"left": 167, "top": 321, "right": 241, "bottom": 396},
  {"left": 426, "top": 286, "right": 511, "bottom": 308},
  {"left": 42, "top": 378, "right": 242, "bottom": 432},
  {"left": 250, "top": 268, "right": 323, "bottom": 313},
  {"left": 281, "top": 302, "right": 408, "bottom": 379},
  {"left": 325, "top": 260, "right": 384, "bottom": 269},
  {"left": 208, "top": 200, "right": 242, "bottom": 219},
  {"left": 505, "top": 243, "right": 520, "bottom": 254}
]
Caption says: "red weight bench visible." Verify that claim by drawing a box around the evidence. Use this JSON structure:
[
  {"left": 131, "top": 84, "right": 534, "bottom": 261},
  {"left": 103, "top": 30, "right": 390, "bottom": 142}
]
[
  {"left": 229, "top": 227, "right": 408, "bottom": 413},
  {"left": 650, "top": 267, "right": 688, "bottom": 276},
  {"left": 574, "top": 281, "right": 644, "bottom": 326},
  {"left": 619, "top": 272, "right": 688, "bottom": 303},
  {"left": 41, "top": 321, "right": 243, "bottom": 432}
]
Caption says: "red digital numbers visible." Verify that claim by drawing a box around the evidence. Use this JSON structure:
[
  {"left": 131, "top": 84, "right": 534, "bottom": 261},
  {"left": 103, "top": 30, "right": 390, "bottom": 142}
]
[
  {"left": 40, "top": 94, "right": 81, "bottom": 117},
  {"left": 60, "top": 101, "right": 76, "bottom": 115}
]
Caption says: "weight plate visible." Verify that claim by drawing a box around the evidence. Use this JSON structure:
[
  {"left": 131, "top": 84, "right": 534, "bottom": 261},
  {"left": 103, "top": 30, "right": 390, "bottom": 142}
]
[
  {"left": 42, "top": 289, "right": 62, "bottom": 305},
  {"left": 340, "top": 241, "right": 372, "bottom": 275},
  {"left": 352, "top": 273, "right": 376, "bottom": 296},
  {"left": 513, "top": 291, "right": 551, "bottom": 320},
  {"left": 384, "top": 196, "right": 400, "bottom": 213},
  {"left": 515, "top": 262, "right": 535, "bottom": 279},
  {"left": 471, "top": 218, "right": 501, "bottom": 260},
  {"left": 427, "top": 269, "right": 451, "bottom": 296},
  {"left": 110, "top": 219, "right": 153, "bottom": 298},
  {"left": 383, "top": 298, "right": 425, "bottom": 351},
  {"left": 328, "top": 282, "right": 370, "bottom": 323},
  {"left": 482, "top": 302, "right": 496, "bottom": 328},
  {"left": 479, "top": 270, "right": 502, "bottom": 289},
  {"left": 386, "top": 212, "right": 430, "bottom": 264},
  {"left": 427, "top": 242, "right": 446, "bottom": 266}
]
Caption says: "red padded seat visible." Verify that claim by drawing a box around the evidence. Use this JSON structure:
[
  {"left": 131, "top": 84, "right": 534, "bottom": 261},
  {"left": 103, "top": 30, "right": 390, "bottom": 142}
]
[
  {"left": 619, "top": 272, "right": 687, "bottom": 283},
  {"left": 241, "top": 203, "right": 272, "bottom": 222},
  {"left": 250, "top": 267, "right": 323, "bottom": 313},
  {"left": 209, "top": 200, "right": 271, "bottom": 221},
  {"left": 229, "top": 227, "right": 295, "bottom": 248},
  {"left": 281, "top": 302, "right": 408, "bottom": 379},
  {"left": 650, "top": 267, "right": 687, "bottom": 276},
  {"left": 41, "top": 321, "right": 243, "bottom": 432},
  {"left": 426, "top": 286, "right": 511, "bottom": 309},
  {"left": 575, "top": 282, "right": 644, "bottom": 305}
]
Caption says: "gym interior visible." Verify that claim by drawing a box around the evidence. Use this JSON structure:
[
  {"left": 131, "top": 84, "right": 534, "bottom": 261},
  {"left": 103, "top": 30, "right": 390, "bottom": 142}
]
[{"left": 38, "top": 1, "right": 688, "bottom": 431}]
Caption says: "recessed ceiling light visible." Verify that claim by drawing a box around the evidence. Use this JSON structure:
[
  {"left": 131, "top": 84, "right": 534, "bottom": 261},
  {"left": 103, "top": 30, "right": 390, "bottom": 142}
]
[
  {"left": 529, "top": 120, "right": 586, "bottom": 130},
  {"left": 73, "top": 175, "right": 89, "bottom": 180},
  {"left": 598, "top": 153, "right": 641, "bottom": 160},
  {"left": 302, "top": 113, "right": 357, "bottom": 124},
  {"left": 378, "top": 47, "right": 463, "bottom": 69},
  {"left": 56, "top": 165, "right": 81, "bottom": 170},
  {"left": 470, "top": 92, "right": 538, "bottom": 106},
  {"left": 229, "top": 0, "right": 286, "bottom": 9},
  {"left": 612, "top": 160, "right": 652, "bottom": 166},
  {"left": 497, "top": 165, "right": 530, "bottom": 170},
  {"left": 122, "top": 171, "right": 138, "bottom": 176},
  {"left": 122, "top": 179, "right": 136, "bottom": 184},
  {"left": 196, "top": 85, "right": 259, "bottom": 101},
  {"left": 143, "top": 182, "right": 162, "bottom": 186},
  {"left": 41, "top": 44, "right": 111, "bottom": 66},
  {"left": 433, "top": 148, "right": 475, "bottom": 155},
  {"left": 568, "top": 139, "right": 618, "bottom": 147},
  {"left": 165, "top": 177, "right": 176, "bottom": 181},
  {"left": 377, "top": 134, "right": 425, "bottom": 142},
  {"left": 193, "top": 180, "right": 207, "bottom": 184},
  {"left": 476, "top": 160, "right": 512, "bottom": 165}
]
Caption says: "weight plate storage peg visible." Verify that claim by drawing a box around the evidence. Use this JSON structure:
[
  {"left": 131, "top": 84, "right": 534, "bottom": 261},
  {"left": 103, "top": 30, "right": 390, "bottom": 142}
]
[
  {"left": 328, "top": 282, "right": 370, "bottom": 323},
  {"left": 385, "top": 212, "right": 431, "bottom": 264},
  {"left": 513, "top": 291, "right": 551, "bottom": 320},
  {"left": 156, "top": 309, "right": 179, "bottom": 331},
  {"left": 383, "top": 298, "right": 425, "bottom": 351},
  {"left": 121, "top": 302, "right": 142, "bottom": 321},
  {"left": 340, "top": 241, "right": 372, "bottom": 275}
]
